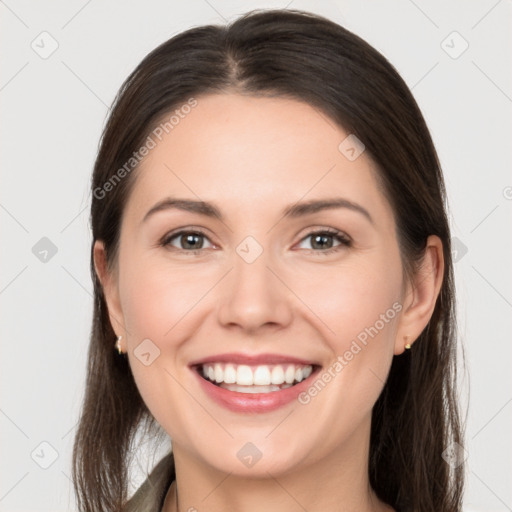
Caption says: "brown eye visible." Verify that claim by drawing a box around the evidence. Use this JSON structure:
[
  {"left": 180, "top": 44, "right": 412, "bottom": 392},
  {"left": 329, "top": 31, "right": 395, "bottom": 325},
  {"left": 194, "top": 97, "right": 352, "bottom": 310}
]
[
  {"left": 296, "top": 229, "right": 351, "bottom": 254},
  {"left": 161, "top": 230, "right": 213, "bottom": 253}
]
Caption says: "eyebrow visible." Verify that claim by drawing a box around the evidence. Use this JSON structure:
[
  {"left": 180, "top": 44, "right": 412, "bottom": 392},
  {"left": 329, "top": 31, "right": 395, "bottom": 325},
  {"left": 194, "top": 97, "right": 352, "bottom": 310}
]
[{"left": 142, "top": 197, "right": 374, "bottom": 225}]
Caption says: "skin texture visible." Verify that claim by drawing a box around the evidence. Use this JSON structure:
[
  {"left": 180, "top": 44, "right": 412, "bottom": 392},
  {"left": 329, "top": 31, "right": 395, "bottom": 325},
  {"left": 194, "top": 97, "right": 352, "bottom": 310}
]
[{"left": 94, "top": 93, "right": 443, "bottom": 512}]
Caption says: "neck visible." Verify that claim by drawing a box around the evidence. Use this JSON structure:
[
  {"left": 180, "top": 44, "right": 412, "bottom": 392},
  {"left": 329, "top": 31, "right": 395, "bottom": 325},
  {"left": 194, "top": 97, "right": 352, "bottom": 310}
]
[{"left": 162, "top": 417, "right": 394, "bottom": 512}]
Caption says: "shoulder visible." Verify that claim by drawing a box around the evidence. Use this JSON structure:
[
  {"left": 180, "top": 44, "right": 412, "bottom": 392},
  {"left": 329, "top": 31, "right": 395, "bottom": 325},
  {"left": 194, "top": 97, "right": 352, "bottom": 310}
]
[{"left": 122, "top": 451, "right": 175, "bottom": 512}]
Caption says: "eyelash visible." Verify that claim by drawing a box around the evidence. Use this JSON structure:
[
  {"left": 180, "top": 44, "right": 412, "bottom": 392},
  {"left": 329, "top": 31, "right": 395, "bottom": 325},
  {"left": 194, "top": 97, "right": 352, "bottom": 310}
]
[{"left": 159, "top": 228, "right": 352, "bottom": 256}]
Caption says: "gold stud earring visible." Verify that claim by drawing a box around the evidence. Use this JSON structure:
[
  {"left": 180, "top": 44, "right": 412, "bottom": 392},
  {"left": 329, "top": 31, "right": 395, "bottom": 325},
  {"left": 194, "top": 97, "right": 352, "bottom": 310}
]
[
  {"left": 115, "top": 335, "right": 123, "bottom": 355},
  {"left": 404, "top": 335, "right": 411, "bottom": 350}
]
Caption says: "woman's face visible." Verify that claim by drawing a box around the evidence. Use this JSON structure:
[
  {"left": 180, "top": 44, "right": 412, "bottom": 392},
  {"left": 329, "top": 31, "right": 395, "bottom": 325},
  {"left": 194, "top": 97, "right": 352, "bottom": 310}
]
[{"left": 96, "top": 93, "right": 416, "bottom": 476}]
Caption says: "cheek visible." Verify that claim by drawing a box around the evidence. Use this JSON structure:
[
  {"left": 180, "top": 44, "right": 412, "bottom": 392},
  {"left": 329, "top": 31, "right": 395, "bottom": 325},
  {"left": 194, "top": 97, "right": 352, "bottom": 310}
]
[
  {"left": 118, "top": 258, "right": 209, "bottom": 436},
  {"left": 295, "top": 257, "right": 401, "bottom": 347},
  {"left": 333, "top": 274, "right": 400, "bottom": 351},
  {"left": 294, "top": 255, "right": 401, "bottom": 400},
  {"left": 119, "top": 255, "right": 213, "bottom": 342}
]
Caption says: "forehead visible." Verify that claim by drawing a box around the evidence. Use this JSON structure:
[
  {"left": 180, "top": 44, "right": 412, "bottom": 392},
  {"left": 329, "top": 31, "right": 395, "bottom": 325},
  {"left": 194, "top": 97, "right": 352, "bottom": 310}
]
[{"left": 124, "top": 93, "right": 390, "bottom": 224}]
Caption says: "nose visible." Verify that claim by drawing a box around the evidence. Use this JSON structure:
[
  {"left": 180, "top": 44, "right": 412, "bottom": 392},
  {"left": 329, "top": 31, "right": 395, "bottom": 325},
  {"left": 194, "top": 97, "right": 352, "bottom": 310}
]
[{"left": 217, "top": 242, "right": 293, "bottom": 334}]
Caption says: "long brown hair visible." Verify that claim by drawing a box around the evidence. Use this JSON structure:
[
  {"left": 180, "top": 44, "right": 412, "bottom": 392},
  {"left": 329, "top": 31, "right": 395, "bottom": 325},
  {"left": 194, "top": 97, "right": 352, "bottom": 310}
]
[{"left": 72, "top": 9, "right": 465, "bottom": 511}]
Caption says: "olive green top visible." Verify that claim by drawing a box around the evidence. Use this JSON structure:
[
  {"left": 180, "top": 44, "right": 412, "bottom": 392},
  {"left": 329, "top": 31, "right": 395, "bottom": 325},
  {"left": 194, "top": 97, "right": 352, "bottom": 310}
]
[{"left": 123, "top": 451, "right": 175, "bottom": 512}]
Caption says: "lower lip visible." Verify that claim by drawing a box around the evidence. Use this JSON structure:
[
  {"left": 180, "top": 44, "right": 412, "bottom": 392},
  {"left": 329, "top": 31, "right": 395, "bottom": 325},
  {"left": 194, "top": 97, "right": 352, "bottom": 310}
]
[{"left": 191, "top": 366, "right": 320, "bottom": 413}]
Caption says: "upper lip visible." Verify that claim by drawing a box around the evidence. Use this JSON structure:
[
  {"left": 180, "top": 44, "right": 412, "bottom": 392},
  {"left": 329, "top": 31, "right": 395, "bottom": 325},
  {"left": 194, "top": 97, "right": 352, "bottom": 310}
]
[{"left": 189, "top": 353, "right": 319, "bottom": 367}]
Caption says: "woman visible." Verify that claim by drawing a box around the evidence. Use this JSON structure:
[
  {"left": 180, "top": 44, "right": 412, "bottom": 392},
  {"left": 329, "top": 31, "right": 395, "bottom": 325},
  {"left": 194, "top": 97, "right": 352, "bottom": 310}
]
[{"left": 72, "top": 9, "right": 465, "bottom": 512}]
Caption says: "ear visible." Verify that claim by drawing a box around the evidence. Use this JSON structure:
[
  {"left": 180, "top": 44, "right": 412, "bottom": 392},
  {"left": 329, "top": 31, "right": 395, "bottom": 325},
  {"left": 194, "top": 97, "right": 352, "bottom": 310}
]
[
  {"left": 394, "top": 235, "right": 444, "bottom": 355},
  {"left": 93, "top": 240, "right": 126, "bottom": 344}
]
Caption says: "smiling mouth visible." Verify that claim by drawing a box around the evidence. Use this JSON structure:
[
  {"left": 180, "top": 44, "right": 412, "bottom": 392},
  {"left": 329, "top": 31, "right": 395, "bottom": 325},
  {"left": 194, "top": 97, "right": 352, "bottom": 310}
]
[{"left": 193, "top": 362, "right": 320, "bottom": 394}]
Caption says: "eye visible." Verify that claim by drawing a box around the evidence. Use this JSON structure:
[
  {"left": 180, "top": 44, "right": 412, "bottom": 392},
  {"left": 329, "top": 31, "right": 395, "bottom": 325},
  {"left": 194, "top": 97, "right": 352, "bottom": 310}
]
[
  {"left": 159, "top": 228, "right": 351, "bottom": 256},
  {"left": 296, "top": 229, "right": 352, "bottom": 255},
  {"left": 160, "top": 229, "right": 214, "bottom": 254}
]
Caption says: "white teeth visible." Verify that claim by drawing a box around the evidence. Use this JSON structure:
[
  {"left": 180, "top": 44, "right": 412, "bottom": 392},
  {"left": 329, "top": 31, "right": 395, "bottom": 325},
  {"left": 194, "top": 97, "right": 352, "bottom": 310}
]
[
  {"left": 214, "top": 363, "right": 223, "bottom": 383},
  {"left": 271, "top": 366, "right": 285, "bottom": 385},
  {"left": 284, "top": 365, "right": 295, "bottom": 384},
  {"left": 223, "top": 364, "right": 237, "bottom": 384},
  {"left": 237, "top": 365, "right": 254, "bottom": 386},
  {"left": 199, "top": 362, "right": 314, "bottom": 387},
  {"left": 219, "top": 383, "right": 293, "bottom": 393},
  {"left": 253, "top": 366, "right": 271, "bottom": 385}
]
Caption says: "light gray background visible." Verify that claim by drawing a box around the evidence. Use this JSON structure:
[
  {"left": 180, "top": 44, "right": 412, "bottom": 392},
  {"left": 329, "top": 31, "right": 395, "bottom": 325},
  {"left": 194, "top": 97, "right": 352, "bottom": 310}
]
[{"left": 1, "top": 1, "right": 511, "bottom": 510}]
